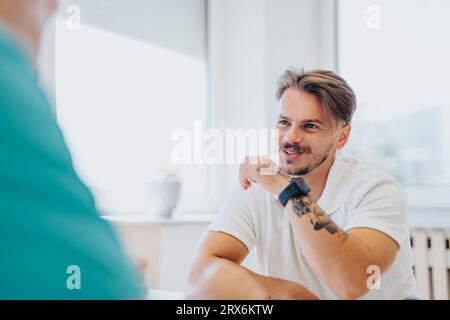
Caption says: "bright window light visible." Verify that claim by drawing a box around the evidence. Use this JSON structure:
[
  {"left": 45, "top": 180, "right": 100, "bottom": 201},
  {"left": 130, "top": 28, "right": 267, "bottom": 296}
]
[
  {"left": 338, "top": 0, "right": 450, "bottom": 186},
  {"left": 55, "top": 18, "right": 209, "bottom": 213}
]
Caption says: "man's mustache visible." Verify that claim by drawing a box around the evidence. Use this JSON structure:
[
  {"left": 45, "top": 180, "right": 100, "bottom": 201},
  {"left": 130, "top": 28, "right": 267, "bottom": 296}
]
[{"left": 280, "top": 142, "right": 312, "bottom": 154}]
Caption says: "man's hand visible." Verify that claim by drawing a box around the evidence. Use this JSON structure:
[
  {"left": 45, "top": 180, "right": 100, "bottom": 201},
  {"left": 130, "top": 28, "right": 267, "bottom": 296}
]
[{"left": 239, "top": 156, "right": 290, "bottom": 195}]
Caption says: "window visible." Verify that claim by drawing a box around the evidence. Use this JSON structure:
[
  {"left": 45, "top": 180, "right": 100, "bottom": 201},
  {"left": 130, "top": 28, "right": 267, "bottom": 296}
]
[
  {"left": 55, "top": 0, "right": 212, "bottom": 213},
  {"left": 338, "top": 0, "right": 450, "bottom": 190}
]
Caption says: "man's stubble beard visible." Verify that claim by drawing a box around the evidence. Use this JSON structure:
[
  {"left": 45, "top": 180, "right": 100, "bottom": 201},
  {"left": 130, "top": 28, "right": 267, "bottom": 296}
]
[{"left": 282, "top": 142, "right": 335, "bottom": 176}]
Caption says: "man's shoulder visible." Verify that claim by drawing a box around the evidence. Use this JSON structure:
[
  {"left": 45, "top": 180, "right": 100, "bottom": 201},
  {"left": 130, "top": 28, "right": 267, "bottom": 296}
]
[
  {"left": 0, "top": 33, "right": 42, "bottom": 119},
  {"left": 0, "top": 30, "right": 31, "bottom": 80},
  {"left": 338, "top": 156, "right": 401, "bottom": 187},
  {"left": 335, "top": 156, "right": 405, "bottom": 205}
]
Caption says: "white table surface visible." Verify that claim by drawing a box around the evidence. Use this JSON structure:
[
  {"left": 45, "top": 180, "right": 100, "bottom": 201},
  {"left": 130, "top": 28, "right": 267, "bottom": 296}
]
[{"left": 147, "top": 289, "right": 186, "bottom": 300}]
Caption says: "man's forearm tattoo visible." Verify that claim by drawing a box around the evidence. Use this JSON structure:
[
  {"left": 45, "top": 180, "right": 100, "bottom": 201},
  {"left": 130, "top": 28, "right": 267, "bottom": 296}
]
[{"left": 291, "top": 195, "right": 349, "bottom": 243}]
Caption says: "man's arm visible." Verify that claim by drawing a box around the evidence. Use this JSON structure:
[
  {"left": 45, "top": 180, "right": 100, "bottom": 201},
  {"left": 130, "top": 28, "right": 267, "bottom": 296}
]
[
  {"left": 285, "top": 195, "right": 399, "bottom": 299},
  {"left": 188, "top": 231, "right": 318, "bottom": 300},
  {"left": 240, "top": 156, "right": 400, "bottom": 299}
]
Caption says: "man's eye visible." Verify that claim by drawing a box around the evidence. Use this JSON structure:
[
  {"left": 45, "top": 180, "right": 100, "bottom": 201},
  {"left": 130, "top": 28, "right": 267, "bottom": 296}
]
[
  {"left": 278, "top": 120, "right": 290, "bottom": 126},
  {"left": 304, "top": 124, "right": 318, "bottom": 129}
]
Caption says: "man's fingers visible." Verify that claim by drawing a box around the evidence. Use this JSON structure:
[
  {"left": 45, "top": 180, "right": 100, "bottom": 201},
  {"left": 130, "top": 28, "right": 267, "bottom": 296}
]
[
  {"left": 240, "top": 176, "right": 252, "bottom": 190},
  {"left": 242, "top": 155, "right": 268, "bottom": 165},
  {"left": 240, "top": 155, "right": 273, "bottom": 190}
]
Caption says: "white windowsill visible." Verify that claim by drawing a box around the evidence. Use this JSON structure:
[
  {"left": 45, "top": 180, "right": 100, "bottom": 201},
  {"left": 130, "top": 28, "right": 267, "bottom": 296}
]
[
  {"left": 102, "top": 213, "right": 216, "bottom": 226},
  {"left": 102, "top": 209, "right": 450, "bottom": 229},
  {"left": 408, "top": 210, "right": 450, "bottom": 229}
]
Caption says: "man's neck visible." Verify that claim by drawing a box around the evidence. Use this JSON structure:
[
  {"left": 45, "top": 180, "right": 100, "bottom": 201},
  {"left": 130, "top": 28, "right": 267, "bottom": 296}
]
[{"left": 302, "top": 154, "right": 336, "bottom": 202}]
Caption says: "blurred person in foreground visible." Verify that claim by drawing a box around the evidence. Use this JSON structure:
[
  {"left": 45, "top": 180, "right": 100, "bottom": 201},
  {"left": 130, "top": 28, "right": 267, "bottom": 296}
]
[{"left": 0, "top": 0, "right": 145, "bottom": 299}]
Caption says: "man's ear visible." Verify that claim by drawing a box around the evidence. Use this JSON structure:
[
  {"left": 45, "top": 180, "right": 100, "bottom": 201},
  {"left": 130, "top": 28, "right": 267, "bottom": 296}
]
[{"left": 336, "top": 124, "right": 351, "bottom": 149}]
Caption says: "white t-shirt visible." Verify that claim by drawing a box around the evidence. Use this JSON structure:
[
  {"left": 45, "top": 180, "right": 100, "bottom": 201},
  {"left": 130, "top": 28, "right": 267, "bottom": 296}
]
[{"left": 208, "top": 156, "right": 419, "bottom": 299}]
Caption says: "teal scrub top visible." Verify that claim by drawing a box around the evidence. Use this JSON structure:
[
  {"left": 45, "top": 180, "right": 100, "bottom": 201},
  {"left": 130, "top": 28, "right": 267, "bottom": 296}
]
[{"left": 0, "top": 26, "right": 146, "bottom": 299}]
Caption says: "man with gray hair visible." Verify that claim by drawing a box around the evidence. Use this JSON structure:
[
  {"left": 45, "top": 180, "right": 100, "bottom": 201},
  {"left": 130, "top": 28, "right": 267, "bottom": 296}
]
[
  {"left": 189, "top": 68, "right": 419, "bottom": 299},
  {"left": 0, "top": 0, "right": 144, "bottom": 299}
]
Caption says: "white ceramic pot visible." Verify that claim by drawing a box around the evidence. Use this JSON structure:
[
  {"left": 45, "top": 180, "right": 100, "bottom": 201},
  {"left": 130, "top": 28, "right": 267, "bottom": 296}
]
[{"left": 144, "top": 180, "right": 181, "bottom": 217}]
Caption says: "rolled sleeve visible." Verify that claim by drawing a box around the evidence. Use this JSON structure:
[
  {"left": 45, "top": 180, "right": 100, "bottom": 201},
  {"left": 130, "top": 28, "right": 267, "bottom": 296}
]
[
  {"left": 344, "top": 178, "right": 408, "bottom": 250},
  {"left": 208, "top": 184, "right": 256, "bottom": 251}
]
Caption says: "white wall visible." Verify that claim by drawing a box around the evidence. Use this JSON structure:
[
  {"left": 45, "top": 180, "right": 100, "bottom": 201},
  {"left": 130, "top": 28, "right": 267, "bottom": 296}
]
[
  {"left": 39, "top": 0, "right": 207, "bottom": 112},
  {"left": 58, "top": 0, "right": 206, "bottom": 60},
  {"left": 52, "top": 0, "right": 213, "bottom": 214}
]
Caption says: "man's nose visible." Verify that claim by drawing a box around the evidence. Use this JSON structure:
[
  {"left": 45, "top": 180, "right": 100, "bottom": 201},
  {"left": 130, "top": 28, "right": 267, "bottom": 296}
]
[{"left": 283, "top": 126, "right": 304, "bottom": 145}]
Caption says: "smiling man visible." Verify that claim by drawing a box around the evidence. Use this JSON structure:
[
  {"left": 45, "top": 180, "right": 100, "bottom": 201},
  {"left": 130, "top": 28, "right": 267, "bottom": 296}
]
[{"left": 189, "top": 69, "right": 419, "bottom": 300}]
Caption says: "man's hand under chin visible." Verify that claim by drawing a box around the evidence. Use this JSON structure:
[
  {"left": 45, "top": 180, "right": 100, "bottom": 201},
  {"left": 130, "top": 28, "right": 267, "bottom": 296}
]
[{"left": 239, "top": 156, "right": 291, "bottom": 195}]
